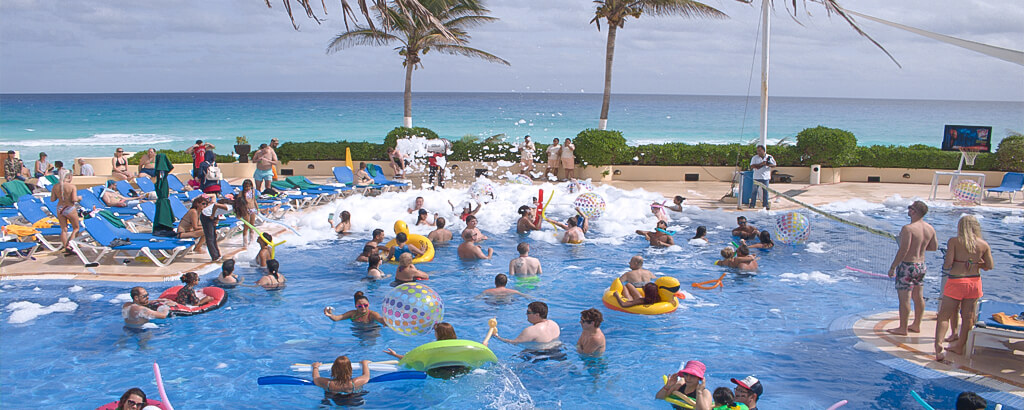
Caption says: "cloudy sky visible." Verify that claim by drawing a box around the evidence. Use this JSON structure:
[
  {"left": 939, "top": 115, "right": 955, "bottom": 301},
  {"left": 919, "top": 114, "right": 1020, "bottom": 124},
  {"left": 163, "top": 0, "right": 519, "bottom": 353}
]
[{"left": 1, "top": 0, "right": 1022, "bottom": 101}]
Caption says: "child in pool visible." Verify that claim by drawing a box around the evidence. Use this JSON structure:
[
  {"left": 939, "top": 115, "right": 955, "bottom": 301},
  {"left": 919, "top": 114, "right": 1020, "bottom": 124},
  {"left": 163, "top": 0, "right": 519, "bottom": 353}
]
[
  {"left": 712, "top": 387, "right": 749, "bottom": 410},
  {"left": 392, "top": 253, "right": 428, "bottom": 285}
]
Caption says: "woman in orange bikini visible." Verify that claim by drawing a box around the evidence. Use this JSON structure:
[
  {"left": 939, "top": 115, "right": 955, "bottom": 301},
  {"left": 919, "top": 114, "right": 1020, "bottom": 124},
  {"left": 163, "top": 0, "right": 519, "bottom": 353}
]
[{"left": 934, "top": 215, "right": 993, "bottom": 361}]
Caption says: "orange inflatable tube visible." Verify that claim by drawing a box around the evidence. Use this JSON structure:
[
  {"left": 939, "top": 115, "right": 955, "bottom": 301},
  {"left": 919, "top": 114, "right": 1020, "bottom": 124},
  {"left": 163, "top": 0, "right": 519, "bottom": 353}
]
[{"left": 691, "top": 273, "right": 726, "bottom": 290}]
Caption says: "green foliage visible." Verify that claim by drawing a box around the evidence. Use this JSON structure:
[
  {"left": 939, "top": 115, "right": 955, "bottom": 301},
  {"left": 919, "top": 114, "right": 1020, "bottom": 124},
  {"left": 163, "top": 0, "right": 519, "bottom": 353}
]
[
  {"left": 235, "top": 136, "right": 249, "bottom": 145},
  {"left": 383, "top": 127, "right": 440, "bottom": 149},
  {"left": 127, "top": 149, "right": 234, "bottom": 165},
  {"left": 630, "top": 143, "right": 799, "bottom": 167},
  {"left": 796, "top": 126, "right": 858, "bottom": 167},
  {"left": 995, "top": 134, "right": 1024, "bottom": 172},
  {"left": 275, "top": 141, "right": 388, "bottom": 164},
  {"left": 449, "top": 140, "right": 517, "bottom": 162},
  {"left": 573, "top": 129, "right": 630, "bottom": 166}
]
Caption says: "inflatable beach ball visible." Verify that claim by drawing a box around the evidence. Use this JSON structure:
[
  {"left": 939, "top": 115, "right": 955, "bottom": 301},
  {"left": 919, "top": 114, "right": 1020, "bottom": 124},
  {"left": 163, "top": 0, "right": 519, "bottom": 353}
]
[
  {"left": 573, "top": 192, "right": 606, "bottom": 220},
  {"left": 953, "top": 180, "right": 983, "bottom": 205},
  {"left": 563, "top": 179, "right": 595, "bottom": 194},
  {"left": 774, "top": 212, "right": 811, "bottom": 245},
  {"left": 469, "top": 181, "right": 495, "bottom": 202},
  {"left": 381, "top": 283, "right": 444, "bottom": 337},
  {"left": 507, "top": 174, "right": 532, "bottom": 185}
]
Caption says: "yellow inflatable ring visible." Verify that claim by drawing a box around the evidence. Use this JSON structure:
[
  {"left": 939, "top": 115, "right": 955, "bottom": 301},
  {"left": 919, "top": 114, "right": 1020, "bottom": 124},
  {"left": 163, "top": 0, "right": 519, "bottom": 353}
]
[
  {"left": 601, "top": 277, "right": 681, "bottom": 315},
  {"left": 661, "top": 375, "right": 696, "bottom": 409},
  {"left": 385, "top": 220, "right": 435, "bottom": 264}
]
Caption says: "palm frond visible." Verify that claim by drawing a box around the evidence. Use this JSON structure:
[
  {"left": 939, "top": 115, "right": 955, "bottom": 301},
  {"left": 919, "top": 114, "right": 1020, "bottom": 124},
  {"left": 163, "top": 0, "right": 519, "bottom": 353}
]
[
  {"left": 431, "top": 44, "right": 511, "bottom": 66},
  {"left": 327, "top": 28, "right": 401, "bottom": 53},
  {"left": 811, "top": 0, "right": 901, "bottom": 67},
  {"left": 444, "top": 15, "right": 499, "bottom": 31},
  {"left": 642, "top": 0, "right": 729, "bottom": 19}
]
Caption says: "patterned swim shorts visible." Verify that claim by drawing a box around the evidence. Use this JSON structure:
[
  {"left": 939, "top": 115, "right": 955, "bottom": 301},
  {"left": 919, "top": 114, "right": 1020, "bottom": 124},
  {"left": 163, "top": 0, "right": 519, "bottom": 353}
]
[{"left": 894, "top": 261, "right": 926, "bottom": 291}]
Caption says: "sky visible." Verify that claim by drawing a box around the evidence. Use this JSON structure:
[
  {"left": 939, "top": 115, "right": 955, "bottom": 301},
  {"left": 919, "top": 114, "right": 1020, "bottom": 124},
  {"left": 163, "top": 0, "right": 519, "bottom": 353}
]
[{"left": 1, "top": 0, "right": 1022, "bottom": 101}]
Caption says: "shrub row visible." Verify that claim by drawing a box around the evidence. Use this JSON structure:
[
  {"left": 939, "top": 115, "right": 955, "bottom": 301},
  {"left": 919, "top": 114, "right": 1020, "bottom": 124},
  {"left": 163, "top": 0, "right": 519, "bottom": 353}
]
[
  {"left": 127, "top": 149, "right": 235, "bottom": 166},
  {"left": 270, "top": 126, "right": 1024, "bottom": 172}
]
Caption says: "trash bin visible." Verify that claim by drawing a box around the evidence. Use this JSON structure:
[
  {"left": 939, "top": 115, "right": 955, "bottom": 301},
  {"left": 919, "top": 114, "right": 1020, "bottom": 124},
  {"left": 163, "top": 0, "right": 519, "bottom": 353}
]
[
  {"left": 739, "top": 171, "right": 754, "bottom": 205},
  {"left": 810, "top": 165, "right": 821, "bottom": 185}
]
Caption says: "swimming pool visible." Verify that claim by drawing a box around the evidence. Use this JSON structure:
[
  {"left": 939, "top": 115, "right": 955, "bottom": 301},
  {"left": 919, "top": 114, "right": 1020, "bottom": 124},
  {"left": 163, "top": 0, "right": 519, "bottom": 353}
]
[{"left": 2, "top": 183, "right": 1022, "bottom": 409}]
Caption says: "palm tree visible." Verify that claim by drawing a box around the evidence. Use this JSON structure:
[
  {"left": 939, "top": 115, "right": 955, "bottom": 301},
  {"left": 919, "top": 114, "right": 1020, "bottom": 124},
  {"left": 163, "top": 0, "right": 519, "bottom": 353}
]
[
  {"left": 266, "top": 0, "right": 451, "bottom": 37},
  {"left": 592, "top": 0, "right": 728, "bottom": 130},
  {"left": 327, "top": 0, "right": 510, "bottom": 128}
]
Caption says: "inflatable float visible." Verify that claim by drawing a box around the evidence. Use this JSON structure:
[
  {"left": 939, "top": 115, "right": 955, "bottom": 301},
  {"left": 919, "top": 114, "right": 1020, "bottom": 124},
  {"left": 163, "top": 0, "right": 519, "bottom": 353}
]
[
  {"left": 602, "top": 277, "right": 683, "bottom": 315},
  {"left": 385, "top": 220, "right": 434, "bottom": 264},
  {"left": 96, "top": 398, "right": 166, "bottom": 410},
  {"left": 399, "top": 339, "right": 497, "bottom": 372},
  {"left": 157, "top": 286, "right": 226, "bottom": 317},
  {"left": 97, "top": 362, "right": 173, "bottom": 410}
]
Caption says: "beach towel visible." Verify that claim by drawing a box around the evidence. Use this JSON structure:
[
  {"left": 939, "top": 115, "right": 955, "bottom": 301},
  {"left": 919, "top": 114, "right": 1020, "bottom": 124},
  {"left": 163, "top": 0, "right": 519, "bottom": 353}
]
[
  {"left": 32, "top": 217, "right": 59, "bottom": 229},
  {"left": 1, "top": 224, "right": 38, "bottom": 237},
  {"left": 91, "top": 209, "right": 126, "bottom": 229},
  {"left": 993, "top": 312, "right": 1024, "bottom": 327}
]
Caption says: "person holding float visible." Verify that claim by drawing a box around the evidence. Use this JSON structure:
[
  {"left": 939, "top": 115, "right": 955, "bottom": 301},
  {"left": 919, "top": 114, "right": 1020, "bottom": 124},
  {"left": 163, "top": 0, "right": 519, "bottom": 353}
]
[
  {"left": 384, "top": 220, "right": 434, "bottom": 264},
  {"left": 311, "top": 356, "right": 371, "bottom": 404},
  {"left": 656, "top": 360, "right": 713, "bottom": 410}
]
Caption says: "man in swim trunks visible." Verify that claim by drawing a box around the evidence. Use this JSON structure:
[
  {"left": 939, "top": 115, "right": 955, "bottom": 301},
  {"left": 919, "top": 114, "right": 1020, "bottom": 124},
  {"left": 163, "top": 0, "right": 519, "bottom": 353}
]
[
  {"left": 481, "top": 274, "right": 527, "bottom": 297},
  {"left": 50, "top": 170, "right": 81, "bottom": 254},
  {"left": 577, "top": 308, "right": 605, "bottom": 356},
  {"left": 122, "top": 286, "right": 177, "bottom": 328},
  {"left": 457, "top": 230, "right": 493, "bottom": 260},
  {"left": 491, "top": 301, "right": 560, "bottom": 346},
  {"left": 636, "top": 221, "right": 675, "bottom": 247},
  {"left": 509, "top": 243, "right": 542, "bottom": 276},
  {"left": 731, "top": 216, "right": 759, "bottom": 240},
  {"left": 427, "top": 217, "right": 452, "bottom": 243},
  {"left": 886, "top": 200, "right": 937, "bottom": 335},
  {"left": 252, "top": 143, "right": 279, "bottom": 192},
  {"left": 102, "top": 180, "right": 142, "bottom": 208},
  {"left": 619, "top": 255, "right": 655, "bottom": 287},
  {"left": 516, "top": 205, "right": 541, "bottom": 234}
]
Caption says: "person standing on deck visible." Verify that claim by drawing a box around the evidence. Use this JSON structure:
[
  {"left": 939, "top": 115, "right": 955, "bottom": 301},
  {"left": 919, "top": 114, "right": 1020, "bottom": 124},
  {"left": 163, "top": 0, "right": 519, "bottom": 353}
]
[
  {"left": 886, "top": 200, "right": 938, "bottom": 336},
  {"left": 748, "top": 145, "right": 775, "bottom": 210}
]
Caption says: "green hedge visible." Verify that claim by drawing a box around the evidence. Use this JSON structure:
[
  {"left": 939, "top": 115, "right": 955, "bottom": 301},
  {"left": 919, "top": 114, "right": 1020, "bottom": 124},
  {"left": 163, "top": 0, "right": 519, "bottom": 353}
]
[
  {"left": 995, "top": 134, "right": 1024, "bottom": 172},
  {"left": 573, "top": 129, "right": 630, "bottom": 166},
  {"left": 127, "top": 149, "right": 235, "bottom": 165},
  {"left": 383, "top": 127, "right": 439, "bottom": 149},
  {"left": 276, "top": 141, "right": 388, "bottom": 164},
  {"left": 796, "top": 126, "right": 858, "bottom": 167}
]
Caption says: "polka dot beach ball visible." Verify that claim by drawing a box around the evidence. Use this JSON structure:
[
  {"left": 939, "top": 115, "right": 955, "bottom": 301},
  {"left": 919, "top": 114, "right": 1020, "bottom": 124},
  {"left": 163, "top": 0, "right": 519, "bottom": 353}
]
[
  {"left": 774, "top": 211, "right": 811, "bottom": 245},
  {"left": 573, "top": 192, "right": 606, "bottom": 220},
  {"left": 563, "top": 179, "right": 595, "bottom": 194},
  {"left": 469, "top": 181, "right": 495, "bottom": 202},
  {"left": 507, "top": 174, "right": 532, "bottom": 185},
  {"left": 952, "top": 180, "right": 983, "bottom": 205},
  {"left": 381, "top": 283, "right": 444, "bottom": 337}
]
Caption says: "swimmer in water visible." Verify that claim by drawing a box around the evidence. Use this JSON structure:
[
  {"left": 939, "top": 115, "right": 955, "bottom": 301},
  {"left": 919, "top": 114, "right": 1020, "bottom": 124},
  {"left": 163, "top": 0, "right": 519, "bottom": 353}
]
[
  {"left": 734, "top": 245, "right": 758, "bottom": 270},
  {"left": 122, "top": 286, "right": 178, "bottom": 328},
  {"left": 490, "top": 301, "right": 560, "bottom": 346},
  {"left": 742, "top": 230, "right": 774, "bottom": 249},
  {"left": 509, "top": 242, "right": 542, "bottom": 276},
  {"left": 577, "top": 308, "right": 605, "bottom": 356},
  {"left": 366, "top": 228, "right": 386, "bottom": 252},
  {"left": 387, "top": 232, "right": 424, "bottom": 261},
  {"left": 615, "top": 282, "right": 661, "bottom": 308},
  {"left": 385, "top": 322, "right": 458, "bottom": 359},
  {"left": 427, "top": 217, "right": 453, "bottom": 243},
  {"left": 546, "top": 215, "right": 584, "bottom": 244},
  {"left": 449, "top": 199, "right": 481, "bottom": 221},
  {"left": 415, "top": 209, "right": 436, "bottom": 226},
  {"left": 636, "top": 220, "right": 675, "bottom": 247},
  {"left": 324, "top": 291, "right": 386, "bottom": 325},
  {"left": 393, "top": 253, "right": 428, "bottom": 285},
  {"left": 214, "top": 259, "right": 242, "bottom": 286},
  {"left": 407, "top": 196, "right": 425, "bottom": 214},
  {"left": 333, "top": 211, "right": 351, "bottom": 234},
  {"left": 619, "top": 255, "right": 655, "bottom": 288},
  {"left": 731, "top": 216, "right": 759, "bottom": 240},
  {"left": 256, "top": 233, "right": 273, "bottom": 267},
  {"left": 311, "top": 356, "right": 371, "bottom": 401},
  {"left": 516, "top": 205, "right": 541, "bottom": 234},
  {"left": 480, "top": 274, "right": 527, "bottom": 298},
  {"left": 356, "top": 244, "right": 377, "bottom": 262},
  {"left": 692, "top": 225, "right": 709, "bottom": 243},
  {"left": 457, "top": 230, "right": 494, "bottom": 260},
  {"left": 461, "top": 215, "right": 488, "bottom": 242},
  {"left": 365, "top": 253, "right": 388, "bottom": 280},
  {"left": 665, "top": 195, "right": 686, "bottom": 212},
  {"left": 256, "top": 259, "right": 286, "bottom": 288}
]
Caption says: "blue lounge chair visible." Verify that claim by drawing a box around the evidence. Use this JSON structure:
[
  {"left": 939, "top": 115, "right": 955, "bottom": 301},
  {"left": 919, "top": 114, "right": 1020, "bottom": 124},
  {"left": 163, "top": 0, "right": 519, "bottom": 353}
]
[
  {"left": 333, "top": 166, "right": 384, "bottom": 194},
  {"left": 77, "top": 189, "right": 141, "bottom": 216},
  {"left": 138, "top": 176, "right": 200, "bottom": 202},
  {"left": 966, "top": 300, "right": 1024, "bottom": 356},
  {"left": 14, "top": 196, "right": 68, "bottom": 251},
  {"left": 0, "top": 239, "right": 39, "bottom": 266},
  {"left": 70, "top": 218, "right": 192, "bottom": 267},
  {"left": 139, "top": 202, "right": 178, "bottom": 230},
  {"left": 985, "top": 172, "right": 1024, "bottom": 203},
  {"left": 368, "top": 163, "right": 409, "bottom": 190}
]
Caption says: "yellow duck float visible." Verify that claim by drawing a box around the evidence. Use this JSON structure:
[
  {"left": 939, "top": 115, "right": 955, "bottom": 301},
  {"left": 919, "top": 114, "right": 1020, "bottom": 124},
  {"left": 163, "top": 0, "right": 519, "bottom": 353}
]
[
  {"left": 602, "top": 276, "right": 684, "bottom": 315},
  {"left": 384, "top": 220, "right": 435, "bottom": 264}
]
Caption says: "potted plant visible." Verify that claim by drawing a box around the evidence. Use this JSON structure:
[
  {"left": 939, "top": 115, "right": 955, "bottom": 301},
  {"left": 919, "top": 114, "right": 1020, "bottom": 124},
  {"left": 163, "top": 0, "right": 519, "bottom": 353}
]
[{"left": 234, "top": 136, "right": 251, "bottom": 163}]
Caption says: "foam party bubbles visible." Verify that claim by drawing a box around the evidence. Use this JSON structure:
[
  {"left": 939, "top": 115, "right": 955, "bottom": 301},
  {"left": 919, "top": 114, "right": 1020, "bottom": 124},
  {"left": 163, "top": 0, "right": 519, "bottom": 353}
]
[
  {"left": 563, "top": 179, "right": 595, "bottom": 194},
  {"left": 469, "top": 181, "right": 496, "bottom": 202},
  {"left": 381, "top": 283, "right": 444, "bottom": 337},
  {"left": 774, "top": 211, "right": 811, "bottom": 244},
  {"left": 573, "top": 192, "right": 607, "bottom": 220},
  {"left": 952, "top": 180, "right": 983, "bottom": 205},
  {"left": 506, "top": 174, "right": 532, "bottom": 185}
]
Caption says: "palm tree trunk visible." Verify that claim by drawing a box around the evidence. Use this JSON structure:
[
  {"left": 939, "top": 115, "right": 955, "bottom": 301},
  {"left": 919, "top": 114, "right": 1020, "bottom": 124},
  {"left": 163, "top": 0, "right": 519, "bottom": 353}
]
[
  {"left": 598, "top": 24, "right": 618, "bottom": 131},
  {"left": 403, "top": 58, "right": 414, "bottom": 128}
]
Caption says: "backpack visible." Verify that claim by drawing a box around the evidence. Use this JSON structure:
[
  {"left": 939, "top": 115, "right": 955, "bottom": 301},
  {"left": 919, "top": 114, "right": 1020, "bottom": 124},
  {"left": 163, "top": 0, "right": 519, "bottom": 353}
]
[{"left": 205, "top": 163, "right": 223, "bottom": 182}]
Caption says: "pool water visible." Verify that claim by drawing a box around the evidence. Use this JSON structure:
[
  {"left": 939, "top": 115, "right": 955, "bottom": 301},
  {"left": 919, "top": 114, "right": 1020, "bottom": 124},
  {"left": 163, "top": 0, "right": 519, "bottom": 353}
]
[{"left": 1, "top": 183, "right": 1022, "bottom": 409}]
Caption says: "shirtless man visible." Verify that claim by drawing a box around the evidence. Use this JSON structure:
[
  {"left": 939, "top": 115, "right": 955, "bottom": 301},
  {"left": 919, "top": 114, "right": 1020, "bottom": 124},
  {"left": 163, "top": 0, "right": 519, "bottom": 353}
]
[
  {"left": 481, "top": 274, "right": 527, "bottom": 298},
  {"left": 252, "top": 143, "right": 279, "bottom": 192},
  {"left": 886, "top": 200, "right": 938, "bottom": 336},
  {"left": 407, "top": 196, "right": 425, "bottom": 214},
  {"left": 509, "top": 243, "right": 542, "bottom": 276},
  {"left": 731, "top": 216, "right": 759, "bottom": 240},
  {"left": 427, "top": 217, "right": 453, "bottom": 243},
  {"left": 619, "top": 255, "right": 655, "bottom": 287},
  {"left": 516, "top": 205, "right": 541, "bottom": 234},
  {"left": 122, "top": 286, "right": 177, "bottom": 328},
  {"left": 462, "top": 215, "right": 488, "bottom": 242},
  {"left": 491, "top": 301, "right": 560, "bottom": 346},
  {"left": 457, "top": 230, "right": 493, "bottom": 260},
  {"left": 547, "top": 216, "right": 584, "bottom": 244},
  {"left": 102, "top": 180, "right": 141, "bottom": 208},
  {"left": 50, "top": 170, "right": 80, "bottom": 254},
  {"left": 636, "top": 221, "right": 675, "bottom": 247},
  {"left": 366, "top": 228, "right": 386, "bottom": 252},
  {"left": 577, "top": 308, "right": 606, "bottom": 356}
]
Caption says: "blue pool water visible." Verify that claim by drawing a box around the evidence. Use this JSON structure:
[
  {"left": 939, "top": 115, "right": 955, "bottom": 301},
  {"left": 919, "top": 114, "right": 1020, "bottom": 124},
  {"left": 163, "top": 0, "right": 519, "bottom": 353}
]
[{"left": 1, "top": 184, "right": 1022, "bottom": 409}]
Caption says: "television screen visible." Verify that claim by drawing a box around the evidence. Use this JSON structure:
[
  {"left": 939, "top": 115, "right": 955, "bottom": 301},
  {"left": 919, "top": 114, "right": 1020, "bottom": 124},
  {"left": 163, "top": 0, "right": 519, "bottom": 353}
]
[{"left": 941, "top": 125, "right": 992, "bottom": 152}]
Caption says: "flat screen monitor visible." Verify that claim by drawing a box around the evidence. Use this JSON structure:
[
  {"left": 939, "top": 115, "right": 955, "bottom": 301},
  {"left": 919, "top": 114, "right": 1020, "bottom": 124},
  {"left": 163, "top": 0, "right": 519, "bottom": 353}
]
[{"left": 942, "top": 125, "right": 992, "bottom": 152}]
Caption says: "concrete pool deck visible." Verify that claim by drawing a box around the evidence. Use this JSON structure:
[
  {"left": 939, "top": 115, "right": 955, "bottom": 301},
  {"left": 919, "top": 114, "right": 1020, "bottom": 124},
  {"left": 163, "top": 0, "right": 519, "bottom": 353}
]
[{"left": 854, "top": 311, "right": 1024, "bottom": 402}]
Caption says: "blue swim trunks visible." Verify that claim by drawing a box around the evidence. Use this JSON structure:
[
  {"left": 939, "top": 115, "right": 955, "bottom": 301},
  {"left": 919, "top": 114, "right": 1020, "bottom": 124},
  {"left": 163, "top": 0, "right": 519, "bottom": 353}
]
[{"left": 253, "top": 168, "right": 274, "bottom": 182}]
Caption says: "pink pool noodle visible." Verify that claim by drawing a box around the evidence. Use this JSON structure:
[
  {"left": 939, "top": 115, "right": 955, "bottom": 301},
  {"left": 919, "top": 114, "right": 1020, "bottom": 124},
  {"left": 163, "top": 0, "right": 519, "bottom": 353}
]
[
  {"left": 153, "top": 362, "right": 174, "bottom": 410},
  {"left": 826, "top": 400, "right": 848, "bottom": 410},
  {"left": 845, "top": 266, "right": 889, "bottom": 279}
]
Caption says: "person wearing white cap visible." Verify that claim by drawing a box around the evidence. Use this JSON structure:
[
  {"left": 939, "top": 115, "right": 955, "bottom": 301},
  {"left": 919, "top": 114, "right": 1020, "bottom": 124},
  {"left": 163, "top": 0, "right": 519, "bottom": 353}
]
[{"left": 731, "top": 376, "right": 763, "bottom": 410}]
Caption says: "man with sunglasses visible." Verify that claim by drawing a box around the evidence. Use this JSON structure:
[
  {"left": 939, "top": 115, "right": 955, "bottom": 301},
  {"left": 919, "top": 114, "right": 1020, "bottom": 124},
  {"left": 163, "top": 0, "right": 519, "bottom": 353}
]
[
  {"left": 636, "top": 221, "right": 675, "bottom": 247},
  {"left": 490, "top": 301, "right": 560, "bottom": 346},
  {"left": 122, "top": 286, "right": 177, "bottom": 328},
  {"left": 731, "top": 216, "right": 759, "bottom": 240}
]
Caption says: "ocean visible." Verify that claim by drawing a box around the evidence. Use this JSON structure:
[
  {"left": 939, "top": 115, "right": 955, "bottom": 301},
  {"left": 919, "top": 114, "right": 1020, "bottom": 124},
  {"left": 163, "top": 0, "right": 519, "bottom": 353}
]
[{"left": 1, "top": 92, "right": 1021, "bottom": 162}]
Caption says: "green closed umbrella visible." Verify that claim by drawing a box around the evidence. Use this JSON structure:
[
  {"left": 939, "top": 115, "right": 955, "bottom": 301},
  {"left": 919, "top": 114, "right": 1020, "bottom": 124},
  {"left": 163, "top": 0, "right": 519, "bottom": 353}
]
[{"left": 152, "top": 153, "right": 176, "bottom": 236}]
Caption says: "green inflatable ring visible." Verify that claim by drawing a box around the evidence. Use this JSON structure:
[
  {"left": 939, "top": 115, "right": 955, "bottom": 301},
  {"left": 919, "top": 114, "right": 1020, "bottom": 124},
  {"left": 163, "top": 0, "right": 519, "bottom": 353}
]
[{"left": 398, "top": 339, "right": 498, "bottom": 372}]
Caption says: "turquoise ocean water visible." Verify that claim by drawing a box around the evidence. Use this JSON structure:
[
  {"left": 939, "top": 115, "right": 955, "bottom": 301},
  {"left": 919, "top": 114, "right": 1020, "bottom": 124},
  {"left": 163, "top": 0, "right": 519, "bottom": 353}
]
[{"left": 1, "top": 92, "right": 1021, "bottom": 161}]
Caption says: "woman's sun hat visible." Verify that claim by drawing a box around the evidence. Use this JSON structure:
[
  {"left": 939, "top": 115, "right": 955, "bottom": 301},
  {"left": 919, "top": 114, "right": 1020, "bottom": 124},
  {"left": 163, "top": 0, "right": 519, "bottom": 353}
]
[{"left": 677, "top": 360, "right": 706, "bottom": 380}]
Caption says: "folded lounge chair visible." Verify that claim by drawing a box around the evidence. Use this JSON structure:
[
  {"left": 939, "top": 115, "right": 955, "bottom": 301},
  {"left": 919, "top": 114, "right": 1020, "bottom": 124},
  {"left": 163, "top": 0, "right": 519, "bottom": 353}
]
[
  {"left": 0, "top": 239, "right": 38, "bottom": 266},
  {"left": 985, "top": 172, "right": 1024, "bottom": 203},
  {"left": 14, "top": 196, "right": 68, "bottom": 251},
  {"left": 1, "top": 180, "right": 34, "bottom": 207},
  {"left": 70, "top": 218, "right": 192, "bottom": 267}
]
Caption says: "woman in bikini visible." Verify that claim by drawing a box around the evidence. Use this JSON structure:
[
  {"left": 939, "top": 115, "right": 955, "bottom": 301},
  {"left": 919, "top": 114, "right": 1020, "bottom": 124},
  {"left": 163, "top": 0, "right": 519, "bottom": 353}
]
[
  {"left": 50, "top": 170, "right": 80, "bottom": 255},
  {"left": 233, "top": 180, "right": 257, "bottom": 247},
  {"left": 111, "top": 147, "right": 134, "bottom": 181},
  {"left": 365, "top": 253, "right": 387, "bottom": 280},
  {"left": 310, "top": 356, "right": 371, "bottom": 404},
  {"left": 323, "top": 291, "right": 386, "bottom": 325},
  {"left": 934, "top": 215, "right": 993, "bottom": 361},
  {"left": 333, "top": 211, "right": 351, "bottom": 234},
  {"left": 177, "top": 196, "right": 206, "bottom": 254},
  {"left": 391, "top": 253, "right": 428, "bottom": 286},
  {"left": 256, "top": 259, "right": 286, "bottom": 289}
]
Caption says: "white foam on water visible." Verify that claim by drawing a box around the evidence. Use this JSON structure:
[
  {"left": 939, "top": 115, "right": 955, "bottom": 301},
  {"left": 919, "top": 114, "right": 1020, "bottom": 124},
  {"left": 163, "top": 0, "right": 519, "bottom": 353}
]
[
  {"left": 2, "top": 284, "right": 14, "bottom": 289},
  {"left": 68, "top": 285, "right": 83, "bottom": 293},
  {"left": 688, "top": 238, "right": 709, "bottom": 246},
  {"left": 1003, "top": 215, "right": 1024, "bottom": 224},
  {"left": 109, "top": 293, "right": 132, "bottom": 304},
  {"left": 89, "top": 294, "right": 104, "bottom": 301},
  {"left": 5, "top": 133, "right": 177, "bottom": 147},
  {"left": 216, "top": 363, "right": 228, "bottom": 369},
  {"left": 821, "top": 198, "right": 885, "bottom": 213},
  {"left": 805, "top": 242, "right": 827, "bottom": 254},
  {"left": 141, "top": 323, "right": 159, "bottom": 330},
  {"left": 33, "top": 287, "right": 41, "bottom": 291},
  {"left": 779, "top": 271, "right": 842, "bottom": 284},
  {"left": 6, "top": 297, "right": 78, "bottom": 323}
]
